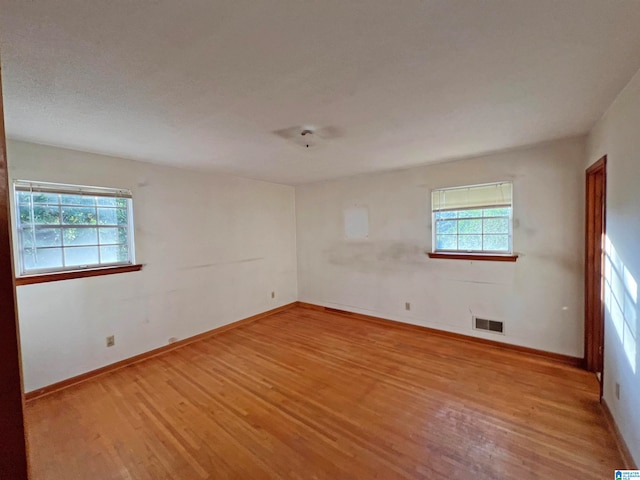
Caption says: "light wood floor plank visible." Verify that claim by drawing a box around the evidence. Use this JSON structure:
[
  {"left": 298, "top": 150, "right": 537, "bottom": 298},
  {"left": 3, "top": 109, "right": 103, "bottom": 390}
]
[{"left": 25, "top": 306, "right": 623, "bottom": 479}]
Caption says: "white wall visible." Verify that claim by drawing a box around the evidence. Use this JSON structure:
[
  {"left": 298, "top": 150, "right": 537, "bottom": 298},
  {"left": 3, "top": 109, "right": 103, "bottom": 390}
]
[
  {"left": 296, "top": 138, "right": 586, "bottom": 357},
  {"left": 587, "top": 67, "right": 640, "bottom": 465},
  {"left": 8, "top": 140, "right": 298, "bottom": 392}
]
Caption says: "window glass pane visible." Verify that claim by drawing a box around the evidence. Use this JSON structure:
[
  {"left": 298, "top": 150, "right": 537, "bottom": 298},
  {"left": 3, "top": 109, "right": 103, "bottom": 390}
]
[
  {"left": 98, "top": 208, "right": 127, "bottom": 226},
  {"left": 16, "top": 184, "right": 133, "bottom": 273},
  {"left": 100, "top": 245, "right": 129, "bottom": 263},
  {"left": 458, "top": 219, "right": 482, "bottom": 234},
  {"left": 483, "top": 207, "right": 511, "bottom": 217},
  {"left": 436, "top": 220, "right": 457, "bottom": 235},
  {"left": 61, "top": 194, "right": 95, "bottom": 206},
  {"left": 436, "top": 235, "right": 457, "bottom": 250},
  {"left": 33, "top": 205, "right": 61, "bottom": 225},
  {"left": 483, "top": 218, "right": 509, "bottom": 234},
  {"left": 35, "top": 228, "right": 63, "bottom": 247},
  {"left": 62, "top": 207, "right": 97, "bottom": 225},
  {"left": 19, "top": 205, "right": 32, "bottom": 224},
  {"left": 17, "top": 192, "right": 31, "bottom": 205},
  {"left": 458, "top": 209, "right": 482, "bottom": 218},
  {"left": 63, "top": 228, "right": 98, "bottom": 246},
  {"left": 32, "top": 193, "right": 59, "bottom": 204},
  {"left": 64, "top": 246, "right": 99, "bottom": 267},
  {"left": 458, "top": 235, "right": 483, "bottom": 251},
  {"left": 435, "top": 211, "right": 457, "bottom": 220},
  {"left": 22, "top": 248, "right": 35, "bottom": 270},
  {"left": 25, "top": 247, "right": 64, "bottom": 270},
  {"left": 432, "top": 185, "right": 512, "bottom": 254},
  {"left": 21, "top": 228, "right": 34, "bottom": 248},
  {"left": 483, "top": 235, "right": 509, "bottom": 251},
  {"left": 97, "top": 197, "right": 118, "bottom": 207},
  {"left": 99, "top": 227, "right": 127, "bottom": 245}
]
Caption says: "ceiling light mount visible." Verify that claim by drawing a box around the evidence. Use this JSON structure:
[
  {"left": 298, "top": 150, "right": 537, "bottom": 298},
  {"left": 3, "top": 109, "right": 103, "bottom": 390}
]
[
  {"left": 301, "top": 129, "right": 314, "bottom": 148},
  {"left": 272, "top": 125, "right": 344, "bottom": 151}
]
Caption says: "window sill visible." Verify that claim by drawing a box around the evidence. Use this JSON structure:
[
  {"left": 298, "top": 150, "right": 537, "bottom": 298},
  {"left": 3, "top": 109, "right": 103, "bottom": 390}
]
[
  {"left": 427, "top": 252, "right": 518, "bottom": 262},
  {"left": 15, "top": 264, "right": 144, "bottom": 286}
]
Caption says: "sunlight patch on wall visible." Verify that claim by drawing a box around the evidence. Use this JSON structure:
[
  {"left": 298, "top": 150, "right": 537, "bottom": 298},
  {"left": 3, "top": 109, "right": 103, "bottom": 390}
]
[{"left": 604, "top": 236, "right": 638, "bottom": 373}]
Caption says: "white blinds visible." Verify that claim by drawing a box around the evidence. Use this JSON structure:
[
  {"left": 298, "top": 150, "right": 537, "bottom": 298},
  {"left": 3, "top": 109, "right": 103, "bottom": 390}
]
[
  {"left": 432, "top": 182, "right": 512, "bottom": 211},
  {"left": 14, "top": 180, "right": 132, "bottom": 199}
]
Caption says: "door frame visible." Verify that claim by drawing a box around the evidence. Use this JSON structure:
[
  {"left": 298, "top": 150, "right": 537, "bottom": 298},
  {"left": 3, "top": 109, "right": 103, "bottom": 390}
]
[
  {"left": 584, "top": 155, "right": 607, "bottom": 399},
  {"left": 0, "top": 56, "right": 30, "bottom": 476}
]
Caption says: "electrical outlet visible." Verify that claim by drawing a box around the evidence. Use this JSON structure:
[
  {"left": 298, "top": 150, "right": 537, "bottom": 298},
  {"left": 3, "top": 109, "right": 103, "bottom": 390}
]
[
  {"left": 615, "top": 382, "right": 620, "bottom": 400},
  {"left": 271, "top": 291, "right": 275, "bottom": 299},
  {"left": 405, "top": 302, "right": 411, "bottom": 311},
  {"left": 106, "top": 335, "right": 115, "bottom": 347}
]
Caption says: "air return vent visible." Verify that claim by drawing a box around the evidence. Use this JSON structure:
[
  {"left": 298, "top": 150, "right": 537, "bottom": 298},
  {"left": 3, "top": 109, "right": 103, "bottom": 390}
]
[{"left": 473, "top": 317, "right": 504, "bottom": 334}]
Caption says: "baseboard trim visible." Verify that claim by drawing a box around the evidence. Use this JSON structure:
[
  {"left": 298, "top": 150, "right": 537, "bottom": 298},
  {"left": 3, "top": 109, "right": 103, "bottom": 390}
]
[
  {"left": 25, "top": 302, "right": 297, "bottom": 401},
  {"left": 601, "top": 398, "right": 638, "bottom": 469},
  {"left": 296, "top": 302, "right": 584, "bottom": 368}
]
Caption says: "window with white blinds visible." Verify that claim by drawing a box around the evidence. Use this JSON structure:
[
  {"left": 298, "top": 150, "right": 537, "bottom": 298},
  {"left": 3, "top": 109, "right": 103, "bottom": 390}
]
[
  {"left": 14, "top": 181, "right": 135, "bottom": 275},
  {"left": 431, "top": 182, "right": 513, "bottom": 254}
]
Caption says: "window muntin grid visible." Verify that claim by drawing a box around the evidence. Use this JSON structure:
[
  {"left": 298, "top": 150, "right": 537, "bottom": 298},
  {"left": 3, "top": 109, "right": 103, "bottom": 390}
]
[
  {"left": 433, "top": 206, "right": 512, "bottom": 253},
  {"left": 15, "top": 186, "right": 134, "bottom": 275}
]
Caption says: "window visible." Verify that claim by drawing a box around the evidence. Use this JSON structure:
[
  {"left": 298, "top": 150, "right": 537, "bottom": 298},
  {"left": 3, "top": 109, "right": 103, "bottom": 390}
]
[
  {"left": 14, "top": 181, "right": 135, "bottom": 275},
  {"left": 431, "top": 182, "right": 512, "bottom": 254}
]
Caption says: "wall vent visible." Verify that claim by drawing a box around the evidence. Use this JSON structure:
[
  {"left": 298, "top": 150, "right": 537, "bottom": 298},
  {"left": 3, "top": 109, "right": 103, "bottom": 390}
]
[{"left": 473, "top": 316, "right": 504, "bottom": 334}]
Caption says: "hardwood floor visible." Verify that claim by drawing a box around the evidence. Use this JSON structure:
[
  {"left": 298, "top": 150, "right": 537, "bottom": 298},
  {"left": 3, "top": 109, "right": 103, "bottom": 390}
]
[{"left": 25, "top": 306, "right": 622, "bottom": 479}]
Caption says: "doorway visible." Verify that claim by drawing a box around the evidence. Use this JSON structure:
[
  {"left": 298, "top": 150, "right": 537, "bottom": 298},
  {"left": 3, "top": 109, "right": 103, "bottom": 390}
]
[
  {"left": 0, "top": 62, "right": 30, "bottom": 475},
  {"left": 584, "top": 155, "right": 606, "bottom": 399}
]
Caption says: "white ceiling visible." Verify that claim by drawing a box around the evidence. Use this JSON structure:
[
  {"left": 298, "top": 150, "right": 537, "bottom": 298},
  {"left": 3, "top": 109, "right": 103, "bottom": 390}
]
[{"left": 2, "top": 1, "right": 640, "bottom": 185}]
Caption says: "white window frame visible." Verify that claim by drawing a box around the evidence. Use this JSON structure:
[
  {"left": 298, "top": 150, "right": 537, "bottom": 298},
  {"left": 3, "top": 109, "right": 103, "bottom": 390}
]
[
  {"left": 13, "top": 180, "right": 136, "bottom": 276},
  {"left": 431, "top": 181, "right": 513, "bottom": 255}
]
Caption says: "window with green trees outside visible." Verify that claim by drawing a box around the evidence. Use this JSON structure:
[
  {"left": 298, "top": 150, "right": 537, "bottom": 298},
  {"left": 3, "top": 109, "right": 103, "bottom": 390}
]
[
  {"left": 14, "top": 181, "right": 135, "bottom": 275},
  {"left": 431, "top": 182, "right": 513, "bottom": 254}
]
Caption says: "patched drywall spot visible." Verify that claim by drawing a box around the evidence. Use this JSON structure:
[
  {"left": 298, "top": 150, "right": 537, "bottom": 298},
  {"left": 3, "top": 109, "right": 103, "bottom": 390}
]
[{"left": 344, "top": 206, "right": 369, "bottom": 239}]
